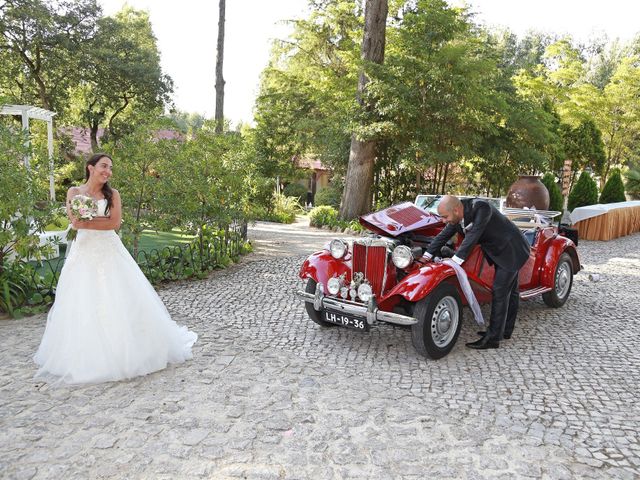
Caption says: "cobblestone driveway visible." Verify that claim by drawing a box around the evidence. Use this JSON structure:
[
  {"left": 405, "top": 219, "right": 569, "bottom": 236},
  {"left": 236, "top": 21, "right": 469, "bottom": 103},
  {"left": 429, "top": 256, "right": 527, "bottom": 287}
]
[{"left": 1, "top": 217, "right": 639, "bottom": 479}]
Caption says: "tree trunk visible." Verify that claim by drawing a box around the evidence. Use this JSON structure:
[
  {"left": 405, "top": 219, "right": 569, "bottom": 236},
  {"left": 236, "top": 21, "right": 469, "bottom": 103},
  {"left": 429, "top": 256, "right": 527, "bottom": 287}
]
[
  {"left": 339, "top": 0, "right": 388, "bottom": 220},
  {"left": 90, "top": 118, "right": 100, "bottom": 153},
  {"left": 441, "top": 163, "right": 450, "bottom": 194},
  {"left": 214, "top": 0, "right": 226, "bottom": 134}
]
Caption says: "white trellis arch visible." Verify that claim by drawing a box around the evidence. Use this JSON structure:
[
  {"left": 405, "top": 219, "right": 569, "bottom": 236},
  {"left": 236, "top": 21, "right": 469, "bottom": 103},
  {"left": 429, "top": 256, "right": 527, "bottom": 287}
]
[{"left": 0, "top": 104, "right": 57, "bottom": 201}]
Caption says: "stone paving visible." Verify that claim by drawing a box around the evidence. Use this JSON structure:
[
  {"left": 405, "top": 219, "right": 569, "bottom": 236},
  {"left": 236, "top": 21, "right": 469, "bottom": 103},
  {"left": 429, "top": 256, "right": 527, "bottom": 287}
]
[{"left": 1, "top": 216, "right": 639, "bottom": 479}]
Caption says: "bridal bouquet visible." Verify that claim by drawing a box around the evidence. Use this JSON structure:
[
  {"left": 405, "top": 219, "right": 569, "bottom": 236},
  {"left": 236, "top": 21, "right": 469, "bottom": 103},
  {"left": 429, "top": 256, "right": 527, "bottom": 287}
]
[
  {"left": 67, "top": 194, "right": 98, "bottom": 240},
  {"left": 70, "top": 194, "right": 98, "bottom": 221}
]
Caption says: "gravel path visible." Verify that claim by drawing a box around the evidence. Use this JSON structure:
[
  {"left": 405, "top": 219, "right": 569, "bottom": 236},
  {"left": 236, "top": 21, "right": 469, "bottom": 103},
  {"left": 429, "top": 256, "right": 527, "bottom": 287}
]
[{"left": 1, "top": 217, "right": 639, "bottom": 479}]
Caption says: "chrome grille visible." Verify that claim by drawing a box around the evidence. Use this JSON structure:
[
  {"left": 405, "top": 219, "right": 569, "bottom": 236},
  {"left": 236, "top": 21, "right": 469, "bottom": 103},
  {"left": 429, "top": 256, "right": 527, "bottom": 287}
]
[{"left": 352, "top": 239, "right": 388, "bottom": 297}]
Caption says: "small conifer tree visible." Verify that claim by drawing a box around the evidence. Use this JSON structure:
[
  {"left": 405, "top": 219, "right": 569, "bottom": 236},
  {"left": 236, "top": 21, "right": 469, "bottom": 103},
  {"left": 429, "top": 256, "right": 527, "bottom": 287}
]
[
  {"left": 599, "top": 169, "right": 626, "bottom": 203},
  {"left": 541, "top": 173, "right": 563, "bottom": 211},
  {"left": 568, "top": 171, "right": 598, "bottom": 211}
]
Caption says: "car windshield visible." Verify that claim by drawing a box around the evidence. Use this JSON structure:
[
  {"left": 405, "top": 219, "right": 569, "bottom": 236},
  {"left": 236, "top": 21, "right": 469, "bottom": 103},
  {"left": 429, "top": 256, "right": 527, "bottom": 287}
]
[{"left": 414, "top": 195, "right": 504, "bottom": 215}]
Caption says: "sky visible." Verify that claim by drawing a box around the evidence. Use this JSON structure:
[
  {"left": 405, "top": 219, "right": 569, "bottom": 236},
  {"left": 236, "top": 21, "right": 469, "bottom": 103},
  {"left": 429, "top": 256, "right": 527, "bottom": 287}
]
[{"left": 98, "top": 0, "right": 640, "bottom": 127}]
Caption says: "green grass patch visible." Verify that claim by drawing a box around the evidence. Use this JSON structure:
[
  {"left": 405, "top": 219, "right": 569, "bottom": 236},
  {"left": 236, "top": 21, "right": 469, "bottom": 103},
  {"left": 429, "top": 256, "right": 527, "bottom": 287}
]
[{"left": 137, "top": 229, "right": 195, "bottom": 253}]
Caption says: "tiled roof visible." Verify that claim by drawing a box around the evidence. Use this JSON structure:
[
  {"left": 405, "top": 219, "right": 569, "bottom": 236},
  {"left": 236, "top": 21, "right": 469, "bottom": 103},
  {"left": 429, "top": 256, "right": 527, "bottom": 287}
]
[{"left": 295, "top": 157, "right": 329, "bottom": 171}]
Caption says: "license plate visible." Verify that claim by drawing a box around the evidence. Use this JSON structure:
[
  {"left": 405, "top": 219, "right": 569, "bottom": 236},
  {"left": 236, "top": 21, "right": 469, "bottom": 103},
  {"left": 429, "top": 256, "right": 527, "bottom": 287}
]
[{"left": 323, "top": 309, "right": 368, "bottom": 331}]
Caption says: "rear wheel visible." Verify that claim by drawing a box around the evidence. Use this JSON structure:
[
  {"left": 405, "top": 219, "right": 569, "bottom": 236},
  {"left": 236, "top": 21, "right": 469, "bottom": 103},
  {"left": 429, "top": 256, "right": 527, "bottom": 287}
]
[
  {"left": 305, "top": 279, "right": 336, "bottom": 327},
  {"left": 542, "top": 253, "right": 573, "bottom": 308},
  {"left": 411, "top": 283, "right": 463, "bottom": 359}
]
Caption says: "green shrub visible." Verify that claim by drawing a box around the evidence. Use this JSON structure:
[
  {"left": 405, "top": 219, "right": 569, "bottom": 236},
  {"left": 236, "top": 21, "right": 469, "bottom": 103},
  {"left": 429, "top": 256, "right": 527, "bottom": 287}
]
[
  {"left": 0, "top": 259, "right": 56, "bottom": 317},
  {"left": 271, "top": 193, "right": 302, "bottom": 223},
  {"left": 315, "top": 183, "right": 342, "bottom": 209},
  {"left": 283, "top": 182, "right": 308, "bottom": 205},
  {"left": 44, "top": 209, "right": 70, "bottom": 231},
  {"left": 568, "top": 171, "right": 599, "bottom": 211},
  {"left": 599, "top": 169, "right": 626, "bottom": 203},
  {"left": 309, "top": 206, "right": 365, "bottom": 233},
  {"left": 541, "top": 173, "right": 563, "bottom": 211},
  {"left": 625, "top": 165, "right": 640, "bottom": 200},
  {"left": 309, "top": 206, "right": 339, "bottom": 228}
]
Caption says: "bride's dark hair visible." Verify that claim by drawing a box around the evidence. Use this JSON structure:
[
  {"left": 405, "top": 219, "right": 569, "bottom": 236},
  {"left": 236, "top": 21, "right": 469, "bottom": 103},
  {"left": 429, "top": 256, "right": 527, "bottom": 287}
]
[{"left": 85, "top": 153, "right": 113, "bottom": 214}]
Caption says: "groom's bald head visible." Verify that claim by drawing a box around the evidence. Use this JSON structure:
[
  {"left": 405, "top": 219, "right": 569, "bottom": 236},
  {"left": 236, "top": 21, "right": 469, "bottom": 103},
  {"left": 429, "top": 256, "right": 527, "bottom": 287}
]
[{"left": 437, "top": 195, "right": 463, "bottom": 225}]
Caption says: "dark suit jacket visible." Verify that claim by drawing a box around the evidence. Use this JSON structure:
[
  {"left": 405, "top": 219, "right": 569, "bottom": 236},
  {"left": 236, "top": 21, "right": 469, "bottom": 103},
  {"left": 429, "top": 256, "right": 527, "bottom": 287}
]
[{"left": 427, "top": 198, "right": 530, "bottom": 272}]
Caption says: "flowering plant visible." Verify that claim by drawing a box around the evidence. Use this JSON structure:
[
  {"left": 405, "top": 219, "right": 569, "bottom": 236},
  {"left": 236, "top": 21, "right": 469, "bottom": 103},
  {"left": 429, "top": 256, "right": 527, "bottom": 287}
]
[
  {"left": 70, "top": 194, "right": 98, "bottom": 221},
  {"left": 67, "top": 194, "right": 98, "bottom": 240}
]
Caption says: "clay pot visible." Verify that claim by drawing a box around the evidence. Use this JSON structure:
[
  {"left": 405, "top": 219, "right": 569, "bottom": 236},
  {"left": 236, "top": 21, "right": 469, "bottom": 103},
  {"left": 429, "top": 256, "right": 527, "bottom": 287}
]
[{"left": 506, "top": 175, "right": 550, "bottom": 210}]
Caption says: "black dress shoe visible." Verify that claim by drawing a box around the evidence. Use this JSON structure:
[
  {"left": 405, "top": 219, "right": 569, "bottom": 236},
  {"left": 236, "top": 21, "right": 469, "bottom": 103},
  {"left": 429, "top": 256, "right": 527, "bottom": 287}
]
[
  {"left": 477, "top": 331, "right": 511, "bottom": 340},
  {"left": 466, "top": 336, "right": 499, "bottom": 350}
]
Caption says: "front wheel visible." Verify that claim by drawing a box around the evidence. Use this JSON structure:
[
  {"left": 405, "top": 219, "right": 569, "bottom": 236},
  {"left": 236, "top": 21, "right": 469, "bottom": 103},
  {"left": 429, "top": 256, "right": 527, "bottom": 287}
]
[
  {"left": 542, "top": 253, "right": 573, "bottom": 308},
  {"left": 411, "top": 283, "right": 463, "bottom": 359},
  {"left": 305, "top": 279, "right": 336, "bottom": 327}
]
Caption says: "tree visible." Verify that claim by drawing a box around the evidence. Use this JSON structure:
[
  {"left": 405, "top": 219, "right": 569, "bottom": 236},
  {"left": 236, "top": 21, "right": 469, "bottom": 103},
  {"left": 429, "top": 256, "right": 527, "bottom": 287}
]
[
  {"left": 541, "top": 172, "right": 563, "bottom": 211},
  {"left": 567, "top": 171, "right": 598, "bottom": 211},
  {"left": 166, "top": 110, "right": 205, "bottom": 135},
  {"left": 66, "top": 7, "right": 173, "bottom": 151},
  {"left": 214, "top": 0, "right": 226, "bottom": 133},
  {"left": 559, "top": 120, "right": 606, "bottom": 182},
  {"left": 340, "top": 0, "right": 388, "bottom": 220},
  {"left": 599, "top": 168, "right": 625, "bottom": 203},
  {"left": 253, "top": 0, "right": 361, "bottom": 180},
  {"left": 625, "top": 164, "right": 640, "bottom": 199},
  {"left": 0, "top": 123, "right": 52, "bottom": 269},
  {"left": 104, "top": 121, "right": 180, "bottom": 257},
  {"left": 0, "top": 0, "right": 101, "bottom": 111},
  {"left": 160, "top": 124, "right": 250, "bottom": 239},
  {"left": 587, "top": 57, "right": 640, "bottom": 185}
]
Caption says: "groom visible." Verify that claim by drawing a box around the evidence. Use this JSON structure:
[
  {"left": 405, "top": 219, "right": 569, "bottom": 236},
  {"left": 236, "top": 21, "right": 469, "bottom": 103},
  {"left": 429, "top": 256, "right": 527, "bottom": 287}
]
[{"left": 422, "top": 195, "right": 531, "bottom": 350}]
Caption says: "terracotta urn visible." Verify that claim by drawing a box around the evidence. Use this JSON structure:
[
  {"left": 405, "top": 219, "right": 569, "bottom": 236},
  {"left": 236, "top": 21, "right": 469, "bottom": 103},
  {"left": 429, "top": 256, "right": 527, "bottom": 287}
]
[{"left": 506, "top": 175, "right": 550, "bottom": 210}]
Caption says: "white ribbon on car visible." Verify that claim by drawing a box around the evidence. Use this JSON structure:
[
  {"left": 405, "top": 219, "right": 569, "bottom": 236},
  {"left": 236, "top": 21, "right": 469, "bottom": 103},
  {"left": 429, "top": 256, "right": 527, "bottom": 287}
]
[{"left": 441, "top": 258, "right": 485, "bottom": 326}]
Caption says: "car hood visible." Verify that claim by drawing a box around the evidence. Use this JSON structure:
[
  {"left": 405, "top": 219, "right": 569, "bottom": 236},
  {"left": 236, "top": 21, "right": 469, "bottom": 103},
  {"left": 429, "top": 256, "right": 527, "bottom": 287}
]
[{"left": 359, "top": 202, "right": 443, "bottom": 237}]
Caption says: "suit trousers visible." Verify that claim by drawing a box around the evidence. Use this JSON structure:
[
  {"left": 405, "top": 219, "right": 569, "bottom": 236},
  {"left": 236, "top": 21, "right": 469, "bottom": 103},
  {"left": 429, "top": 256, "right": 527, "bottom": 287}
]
[{"left": 487, "top": 267, "right": 520, "bottom": 341}]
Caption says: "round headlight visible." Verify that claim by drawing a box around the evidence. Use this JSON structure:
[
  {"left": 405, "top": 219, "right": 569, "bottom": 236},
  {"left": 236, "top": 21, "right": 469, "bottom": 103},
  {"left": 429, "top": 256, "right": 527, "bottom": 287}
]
[
  {"left": 357, "top": 282, "right": 373, "bottom": 302},
  {"left": 327, "top": 277, "right": 341, "bottom": 295},
  {"left": 329, "top": 239, "right": 348, "bottom": 259},
  {"left": 392, "top": 245, "right": 413, "bottom": 269}
]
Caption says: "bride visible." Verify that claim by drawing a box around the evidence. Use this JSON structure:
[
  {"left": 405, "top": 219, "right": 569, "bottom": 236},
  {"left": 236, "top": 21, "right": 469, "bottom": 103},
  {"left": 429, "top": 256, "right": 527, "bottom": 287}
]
[{"left": 34, "top": 153, "right": 197, "bottom": 384}]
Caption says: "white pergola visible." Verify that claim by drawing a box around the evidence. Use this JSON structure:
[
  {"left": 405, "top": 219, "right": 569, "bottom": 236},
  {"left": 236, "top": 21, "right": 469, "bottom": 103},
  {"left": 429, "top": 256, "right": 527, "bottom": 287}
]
[{"left": 0, "top": 104, "right": 57, "bottom": 201}]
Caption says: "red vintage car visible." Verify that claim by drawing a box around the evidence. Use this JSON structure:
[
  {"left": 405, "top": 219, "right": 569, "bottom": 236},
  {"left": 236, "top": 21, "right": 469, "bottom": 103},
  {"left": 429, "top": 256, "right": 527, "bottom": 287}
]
[{"left": 297, "top": 201, "right": 581, "bottom": 359}]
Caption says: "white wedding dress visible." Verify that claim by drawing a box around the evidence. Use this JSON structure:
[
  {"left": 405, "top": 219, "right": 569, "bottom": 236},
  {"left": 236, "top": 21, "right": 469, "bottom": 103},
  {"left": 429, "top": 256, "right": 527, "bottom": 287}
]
[{"left": 34, "top": 199, "right": 197, "bottom": 385}]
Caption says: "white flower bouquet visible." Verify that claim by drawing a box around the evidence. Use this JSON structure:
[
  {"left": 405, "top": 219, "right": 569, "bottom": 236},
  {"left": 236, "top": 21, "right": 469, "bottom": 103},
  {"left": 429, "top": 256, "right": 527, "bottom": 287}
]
[
  {"left": 70, "top": 194, "right": 98, "bottom": 221},
  {"left": 67, "top": 194, "right": 98, "bottom": 240}
]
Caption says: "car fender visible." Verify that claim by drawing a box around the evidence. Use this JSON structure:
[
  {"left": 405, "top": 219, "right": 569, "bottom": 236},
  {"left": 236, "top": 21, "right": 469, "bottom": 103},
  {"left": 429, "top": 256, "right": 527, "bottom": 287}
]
[
  {"left": 383, "top": 263, "right": 459, "bottom": 303},
  {"left": 299, "top": 250, "right": 351, "bottom": 287},
  {"left": 539, "top": 238, "right": 581, "bottom": 288}
]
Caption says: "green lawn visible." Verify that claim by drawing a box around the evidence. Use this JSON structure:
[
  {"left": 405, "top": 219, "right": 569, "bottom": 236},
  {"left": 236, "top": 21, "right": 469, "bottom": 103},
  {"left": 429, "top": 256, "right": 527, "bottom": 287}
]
[{"left": 136, "top": 229, "right": 195, "bottom": 253}]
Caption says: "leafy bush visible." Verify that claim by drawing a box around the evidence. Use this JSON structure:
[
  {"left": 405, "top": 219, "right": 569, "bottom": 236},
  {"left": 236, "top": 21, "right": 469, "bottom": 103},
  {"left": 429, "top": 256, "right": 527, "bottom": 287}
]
[
  {"left": 540, "top": 173, "right": 563, "bottom": 211},
  {"left": 309, "top": 206, "right": 364, "bottom": 233},
  {"left": 309, "top": 206, "right": 339, "bottom": 227},
  {"left": 599, "top": 169, "right": 626, "bottom": 203},
  {"left": 134, "top": 223, "right": 249, "bottom": 284},
  {"left": 0, "top": 124, "right": 56, "bottom": 266},
  {"left": 283, "top": 182, "right": 308, "bottom": 205},
  {"left": 568, "top": 171, "right": 599, "bottom": 211},
  {"left": 258, "top": 193, "right": 302, "bottom": 224},
  {"left": 625, "top": 165, "right": 640, "bottom": 200},
  {"left": 315, "top": 183, "right": 342, "bottom": 209},
  {"left": 44, "top": 208, "right": 70, "bottom": 231},
  {"left": 0, "top": 259, "right": 57, "bottom": 317}
]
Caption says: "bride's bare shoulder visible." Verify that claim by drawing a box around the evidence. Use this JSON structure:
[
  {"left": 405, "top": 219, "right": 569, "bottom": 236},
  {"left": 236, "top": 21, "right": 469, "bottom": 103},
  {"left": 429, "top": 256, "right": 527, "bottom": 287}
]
[{"left": 66, "top": 186, "right": 82, "bottom": 198}]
